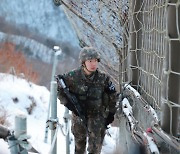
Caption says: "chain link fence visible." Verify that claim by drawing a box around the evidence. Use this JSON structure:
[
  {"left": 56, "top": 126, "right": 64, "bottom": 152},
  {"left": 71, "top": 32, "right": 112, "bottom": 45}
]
[{"left": 60, "top": 0, "right": 180, "bottom": 153}]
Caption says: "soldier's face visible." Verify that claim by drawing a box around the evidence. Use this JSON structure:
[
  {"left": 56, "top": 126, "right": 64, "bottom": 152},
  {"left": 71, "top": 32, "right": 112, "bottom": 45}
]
[{"left": 84, "top": 58, "right": 98, "bottom": 72}]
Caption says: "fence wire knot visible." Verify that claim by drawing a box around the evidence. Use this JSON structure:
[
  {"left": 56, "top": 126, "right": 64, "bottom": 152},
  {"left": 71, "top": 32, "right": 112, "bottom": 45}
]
[{"left": 46, "top": 118, "right": 59, "bottom": 130}]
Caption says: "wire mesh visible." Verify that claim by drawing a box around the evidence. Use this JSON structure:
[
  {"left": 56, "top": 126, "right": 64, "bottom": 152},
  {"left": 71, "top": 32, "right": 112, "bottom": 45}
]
[
  {"left": 127, "top": 0, "right": 180, "bottom": 138},
  {"left": 61, "top": 0, "right": 179, "bottom": 140}
]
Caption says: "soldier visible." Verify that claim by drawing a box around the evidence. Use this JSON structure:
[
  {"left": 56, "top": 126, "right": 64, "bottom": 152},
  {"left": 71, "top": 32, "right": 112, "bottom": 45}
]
[{"left": 57, "top": 46, "right": 117, "bottom": 154}]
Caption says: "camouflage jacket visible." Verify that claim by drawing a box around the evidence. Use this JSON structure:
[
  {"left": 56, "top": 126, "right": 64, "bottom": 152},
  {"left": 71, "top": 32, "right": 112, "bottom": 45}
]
[{"left": 57, "top": 67, "right": 117, "bottom": 118}]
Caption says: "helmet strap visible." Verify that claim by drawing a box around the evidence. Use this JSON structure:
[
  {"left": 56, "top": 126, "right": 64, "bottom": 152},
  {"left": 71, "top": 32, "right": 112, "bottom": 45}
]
[{"left": 82, "top": 63, "right": 94, "bottom": 75}]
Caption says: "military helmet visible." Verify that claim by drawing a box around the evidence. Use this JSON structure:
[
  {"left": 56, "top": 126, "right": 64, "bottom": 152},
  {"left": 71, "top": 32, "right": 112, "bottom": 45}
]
[{"left": 79, "top": 46, "right": 100, "bottom": 64}]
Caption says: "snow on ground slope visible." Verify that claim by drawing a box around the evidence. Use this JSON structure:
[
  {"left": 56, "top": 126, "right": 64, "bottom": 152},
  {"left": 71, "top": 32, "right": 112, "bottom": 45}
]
[{"left": 0, "top": 73, "right": 118, "bottom": 154}]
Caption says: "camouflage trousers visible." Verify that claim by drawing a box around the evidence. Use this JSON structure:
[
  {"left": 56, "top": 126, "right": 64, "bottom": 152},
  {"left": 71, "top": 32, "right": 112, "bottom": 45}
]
[{"left": 71, "top": 114, "right": 106, "bottom": 154}]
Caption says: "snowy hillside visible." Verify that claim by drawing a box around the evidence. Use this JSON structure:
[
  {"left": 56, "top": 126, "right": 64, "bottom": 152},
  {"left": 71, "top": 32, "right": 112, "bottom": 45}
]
[
  {"left": 0, "top": 73, "right": 119, "bottom": 154},
  {"left": 0, "top": 0, "right": 79, "bottom": 48},
  {"left": 0, "top": 73, "right": 66, "bottom": 153}
]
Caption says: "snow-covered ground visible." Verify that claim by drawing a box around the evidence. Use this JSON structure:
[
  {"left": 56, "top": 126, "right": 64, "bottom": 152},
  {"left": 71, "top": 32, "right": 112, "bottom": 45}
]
[{"left": 0, "top": 73, "right": 119, "bottom": 154}]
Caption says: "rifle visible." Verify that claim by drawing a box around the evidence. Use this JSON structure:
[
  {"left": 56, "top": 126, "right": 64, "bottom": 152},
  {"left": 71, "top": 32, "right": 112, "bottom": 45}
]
[{"left": 55, "top": 75, "right": 87, "bottom": 128}]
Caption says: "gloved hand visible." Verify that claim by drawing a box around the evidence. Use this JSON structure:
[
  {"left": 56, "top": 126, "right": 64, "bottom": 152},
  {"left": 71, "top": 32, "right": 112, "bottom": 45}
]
[{"left": 105, "top": 112, "right": 115, "bottom": 127}]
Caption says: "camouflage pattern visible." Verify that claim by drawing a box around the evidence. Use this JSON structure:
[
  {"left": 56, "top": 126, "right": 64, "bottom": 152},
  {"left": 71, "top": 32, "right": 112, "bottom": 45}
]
[
  {"left": 57, "top": 67, "right": 117, "bottom": 154},
  {"left": 79, "top": 47, "right": 100, "bottom": 64},
  {"left": 72, "top": 114, "right": 106, "bottom": 154}
]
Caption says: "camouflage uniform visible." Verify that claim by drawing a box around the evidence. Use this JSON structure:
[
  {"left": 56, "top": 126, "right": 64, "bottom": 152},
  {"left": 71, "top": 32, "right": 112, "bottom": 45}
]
[{"left": 57, "top": 47, "right": 117, "bottom": 154}]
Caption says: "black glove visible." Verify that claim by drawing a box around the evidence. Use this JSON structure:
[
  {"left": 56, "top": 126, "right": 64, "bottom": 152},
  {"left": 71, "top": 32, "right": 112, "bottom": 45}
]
[{"left": 105, "top": 112, "right": 115, "bottom": 127}]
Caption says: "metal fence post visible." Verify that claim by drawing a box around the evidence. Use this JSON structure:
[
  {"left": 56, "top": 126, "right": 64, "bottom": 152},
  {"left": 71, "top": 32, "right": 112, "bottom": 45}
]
[
  {"left": 64, "top": 108, "right": 70, "bottom": 154},
  {"left": 50, "top": 81, "right": 58, "bottom": 154},
  {"left": 14, "top": 114, "right": 28, "bottom": 154},
  {"left": 15, "top": 114, "right": 27, "bottom": 138},
  {"left": 51, "top": 46, "right": 62, "bottom": 81},
  {"left": 44, "top": 46, "right": 61, "bottom": 143}
]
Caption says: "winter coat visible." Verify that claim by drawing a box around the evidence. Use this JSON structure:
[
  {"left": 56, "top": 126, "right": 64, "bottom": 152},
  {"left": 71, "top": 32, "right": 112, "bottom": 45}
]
[{"left": 57, "top": 67, "right": 117, "bottom": 122}]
